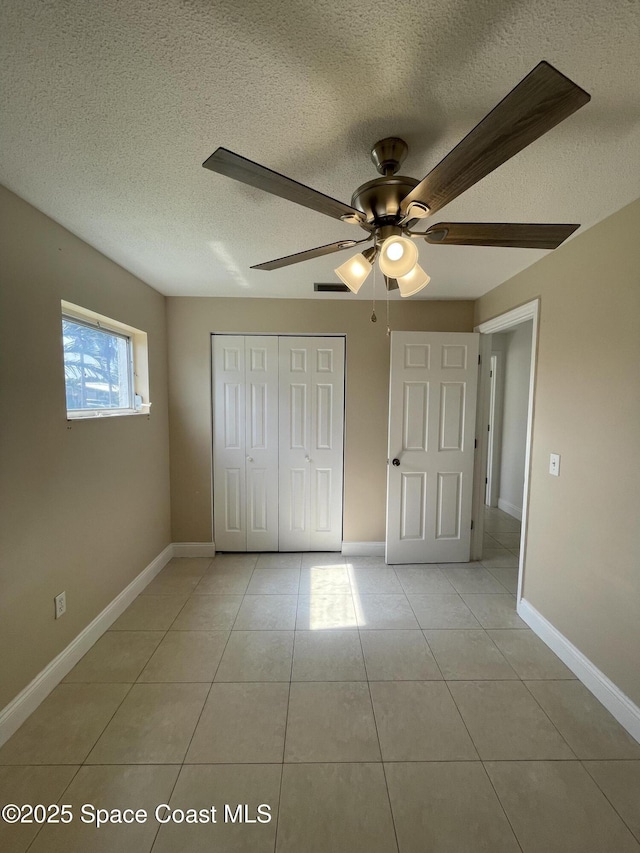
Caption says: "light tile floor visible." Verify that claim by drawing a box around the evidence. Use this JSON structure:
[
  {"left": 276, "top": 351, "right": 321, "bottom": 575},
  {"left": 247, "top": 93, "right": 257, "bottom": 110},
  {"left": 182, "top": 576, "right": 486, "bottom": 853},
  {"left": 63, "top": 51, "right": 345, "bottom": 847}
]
[{"left": 1, "top": 509, "right": 639, "bottom": 851}]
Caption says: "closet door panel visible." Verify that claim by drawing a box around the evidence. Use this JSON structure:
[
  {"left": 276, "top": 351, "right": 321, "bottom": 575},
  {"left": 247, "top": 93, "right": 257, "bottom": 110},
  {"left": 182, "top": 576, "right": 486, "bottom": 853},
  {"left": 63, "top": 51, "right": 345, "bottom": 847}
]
[
  {"left": 278, "top": 339, "right": 311, "bottom": 550},
  {"left": 245, "top": 336, "right": 279, "bottom": 551},
  {"left": 309, "top": 337, "right": 345, "bottom": 551},
  {"left": 212, "top": 335, "right": 247, "bottom": 551},
  {"left": 279, "top": 337, "right": 345, "bottom": 552}
]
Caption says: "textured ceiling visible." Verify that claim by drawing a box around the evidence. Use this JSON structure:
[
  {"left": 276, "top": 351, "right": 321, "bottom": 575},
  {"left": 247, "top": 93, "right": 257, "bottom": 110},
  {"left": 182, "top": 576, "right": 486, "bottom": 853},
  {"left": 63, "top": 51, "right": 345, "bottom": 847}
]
[{"left": 1, "top": 0, "right": 639, "bottom": 300}]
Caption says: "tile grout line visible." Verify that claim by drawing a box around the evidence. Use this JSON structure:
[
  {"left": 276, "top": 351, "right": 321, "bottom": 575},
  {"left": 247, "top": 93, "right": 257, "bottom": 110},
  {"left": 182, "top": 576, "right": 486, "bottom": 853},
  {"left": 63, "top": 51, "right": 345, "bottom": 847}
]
[
  {"left": 483, "top": 630, "right": 521, "bottom": 679},
  {"left": 420, "top": 628, "right": 447, "bottom": 681},
  {"left": 6, "top": 757, "right": 635, "bottom": 766},
  {"left": 519, "top": 679, "right": 579, "bottom": 759},
  {"left": 355, "top": 621, "right": 401, "bottom": 853},
  {"left": 436, "top": 671, "right": 531, "bottom": 847},
  {"left": 433, "top": 562, "right": 527, "bottom": 852},
  {"left": 273, "top": 563, "right": 301, "bottom": 853},
  {"left": 147, "top": 555, "right": 242, "bottom": 852},
  {"left": 23, "top": 763, "right": 85, "bottom": 853},
  {"left": 440, "top": 674, "right": 481, "bottom": 762},
  {"left": 79, "top": 684, "right": 136, "bottom": 766},
  {"left": 131, "top": 561, "right": 214, "bottom": 689},
  {"left": 404, "top": 586, "right": 483, "bottom": 631},
  {"left": 19, "top": 671, "right": 141, "bottom": 848},
  {"left": 141, "top": 553, "right": 262, "bottom": 846},
  {"left": 479, "top": 761, "right": 526, "bottom": 853},
  {"left": 144, "top": 553, "right": 260, "bottom": 847},
  {"left": 579, "top": 759, "right": 640, "bottom": 845}
]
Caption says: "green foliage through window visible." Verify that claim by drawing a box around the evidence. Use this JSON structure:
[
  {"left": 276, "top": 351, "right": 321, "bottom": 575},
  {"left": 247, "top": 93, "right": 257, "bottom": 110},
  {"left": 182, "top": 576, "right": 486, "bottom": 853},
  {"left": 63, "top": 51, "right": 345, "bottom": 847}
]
[{"left": 63, "top": 317, "right": 132, "bottom": 411}]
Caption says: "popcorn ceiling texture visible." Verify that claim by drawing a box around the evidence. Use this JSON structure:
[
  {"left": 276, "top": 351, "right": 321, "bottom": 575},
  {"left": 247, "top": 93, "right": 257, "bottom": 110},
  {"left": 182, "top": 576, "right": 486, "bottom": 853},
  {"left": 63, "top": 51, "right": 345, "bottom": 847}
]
[{"left": 1, "top": 0, "right": 639, "bottom": 299}]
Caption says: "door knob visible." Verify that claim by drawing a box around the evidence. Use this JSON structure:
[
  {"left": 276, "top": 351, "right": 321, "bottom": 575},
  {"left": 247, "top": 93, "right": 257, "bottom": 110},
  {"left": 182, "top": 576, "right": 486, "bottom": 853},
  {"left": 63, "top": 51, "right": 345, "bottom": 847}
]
[
  {"left": 392, "top": 458, "right": 400, "bottom": 466},
  {"left": 305, "top": 456, "right": 311, "bottom": 463},
  {"left": 246, "top": 456, "right": 253, "bottom": 463}
]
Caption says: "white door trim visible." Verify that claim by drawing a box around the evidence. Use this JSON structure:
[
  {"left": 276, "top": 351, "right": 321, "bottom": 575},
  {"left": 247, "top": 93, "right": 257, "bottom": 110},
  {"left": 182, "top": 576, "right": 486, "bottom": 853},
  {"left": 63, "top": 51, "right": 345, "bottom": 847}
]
[
  {"left": 486, "top": 353, "right": 504, "bottom": 507},
  {"left": 472, "top": 299, "right": 539, "bottom": 604}
]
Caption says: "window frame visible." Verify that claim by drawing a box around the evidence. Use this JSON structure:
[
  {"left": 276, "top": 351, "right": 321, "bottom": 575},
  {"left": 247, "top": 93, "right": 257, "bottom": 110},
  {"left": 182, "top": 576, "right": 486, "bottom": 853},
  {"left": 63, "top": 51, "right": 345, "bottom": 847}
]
[{"left": 61, "top": 301, "right": 151, "bottom": 421}]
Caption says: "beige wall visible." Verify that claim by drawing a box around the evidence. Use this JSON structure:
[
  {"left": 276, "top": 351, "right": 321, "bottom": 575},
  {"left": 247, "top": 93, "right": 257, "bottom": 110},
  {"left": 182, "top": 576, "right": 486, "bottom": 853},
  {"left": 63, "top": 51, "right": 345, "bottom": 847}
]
[
  {"left": 167, "top": 297, "right": 474, "bottom": 544},
  {"left": 0, "top": 186, "right": 171, "bottom": 709},
  {"left": 475, "top": 197, "right": 640, "bottom": 706}
]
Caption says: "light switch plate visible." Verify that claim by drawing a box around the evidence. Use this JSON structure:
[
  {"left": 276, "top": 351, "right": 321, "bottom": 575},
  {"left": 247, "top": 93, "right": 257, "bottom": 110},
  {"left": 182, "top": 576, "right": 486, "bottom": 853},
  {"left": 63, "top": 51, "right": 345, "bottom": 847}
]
[
  {"left": 54, "top": 591, "right": 66, "bottom": 619},
  {"left": 549, "top": 453, "right": 560, "bottom": 476}
]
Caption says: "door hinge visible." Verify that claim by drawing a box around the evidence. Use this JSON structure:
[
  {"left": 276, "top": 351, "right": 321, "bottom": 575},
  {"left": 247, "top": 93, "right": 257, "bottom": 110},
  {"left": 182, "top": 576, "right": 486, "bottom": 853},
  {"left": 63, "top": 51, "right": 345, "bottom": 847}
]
[
  {"left": 474, "top": 438, "right": 477, "bottom": 449},
  {"left": 490, "top": 370, "right": 493, "bottom": 378},
  {"left": 485, "top": 477, "right": 488, "bottom": 485},
  {"left": 488, "top": 423, "right": 490, "bottom": 431},
  {"left": 478, "top": 354, "right": 481, "bottom": 365},
  {"left": 471, "top": 519, "right": 474, "bottom": 530}
]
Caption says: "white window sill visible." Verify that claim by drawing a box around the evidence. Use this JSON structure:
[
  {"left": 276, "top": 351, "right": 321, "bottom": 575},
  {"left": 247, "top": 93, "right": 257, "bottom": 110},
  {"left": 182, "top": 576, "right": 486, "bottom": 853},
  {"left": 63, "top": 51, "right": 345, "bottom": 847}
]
[{"left": 66, "top": 409, "right": 150, "bottom": 421}]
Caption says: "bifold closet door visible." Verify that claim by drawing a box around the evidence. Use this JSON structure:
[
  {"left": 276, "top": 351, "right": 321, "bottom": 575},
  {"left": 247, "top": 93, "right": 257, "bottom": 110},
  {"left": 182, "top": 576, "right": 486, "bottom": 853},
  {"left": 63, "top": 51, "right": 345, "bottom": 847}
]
[
  {"left": 278, "top": 337, "right": 345, "bottom": 551},
  {"left": 212, "top": 335, "right": 279, "bottom": 551}
]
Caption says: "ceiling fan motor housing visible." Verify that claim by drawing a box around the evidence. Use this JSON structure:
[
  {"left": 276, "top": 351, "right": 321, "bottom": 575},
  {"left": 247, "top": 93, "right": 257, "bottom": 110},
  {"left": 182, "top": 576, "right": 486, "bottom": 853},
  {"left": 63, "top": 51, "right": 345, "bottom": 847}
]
[{"left": 351, "top": 175, "right": 419, "bottom": 227}]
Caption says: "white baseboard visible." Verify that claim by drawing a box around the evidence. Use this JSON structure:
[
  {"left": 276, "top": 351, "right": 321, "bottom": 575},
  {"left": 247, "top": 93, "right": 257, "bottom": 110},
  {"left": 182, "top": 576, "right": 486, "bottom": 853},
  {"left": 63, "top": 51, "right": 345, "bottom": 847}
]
[
  {"left": 498, "top": 498, "right": 523, "bottom": 521},
  {"left": 173, "top": 542, "right": 216, "bottom": 558},
  {"left": 518, "top": 598, "right": 640, "bottom": 744},
  {"left": 341, "top": 541, "right": 385, "bottom": 557},
  {"left": 0, "top": 544, "right": 174, "bottom": 748}
]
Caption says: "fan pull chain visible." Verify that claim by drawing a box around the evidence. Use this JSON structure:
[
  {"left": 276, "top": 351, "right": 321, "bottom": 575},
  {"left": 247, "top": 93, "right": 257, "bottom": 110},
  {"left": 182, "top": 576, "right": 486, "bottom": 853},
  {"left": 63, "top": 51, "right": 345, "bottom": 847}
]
[
  {"left": 386, "top": 283, "right": 390, "bottom": 336},
  {"left": 371, "top": 262, "right": 377, "bottom": 323}
]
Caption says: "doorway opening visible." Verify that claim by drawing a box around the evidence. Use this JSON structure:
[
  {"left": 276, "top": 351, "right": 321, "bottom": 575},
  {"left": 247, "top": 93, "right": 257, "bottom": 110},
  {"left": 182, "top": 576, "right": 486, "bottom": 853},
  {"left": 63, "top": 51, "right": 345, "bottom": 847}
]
[{"left": 471, "top": 300, "right": 539, "bottom": 604}]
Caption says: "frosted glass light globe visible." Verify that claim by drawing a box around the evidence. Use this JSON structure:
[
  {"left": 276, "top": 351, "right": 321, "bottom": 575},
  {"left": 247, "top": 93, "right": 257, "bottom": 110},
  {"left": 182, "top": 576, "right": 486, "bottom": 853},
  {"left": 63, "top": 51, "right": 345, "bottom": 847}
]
[
  {"left": 334, "top": 253, "right": 372, "bottom": 293},
  {"left": 379, "top": 236, "right": 418, "bottom": 277}
]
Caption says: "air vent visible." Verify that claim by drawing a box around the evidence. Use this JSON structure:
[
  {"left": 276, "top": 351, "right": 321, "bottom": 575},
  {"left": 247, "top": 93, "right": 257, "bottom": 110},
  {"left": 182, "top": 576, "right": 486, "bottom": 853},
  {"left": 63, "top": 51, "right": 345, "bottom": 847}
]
[{"left": 314, "top": 283, "right": 350, "bottom": 292}]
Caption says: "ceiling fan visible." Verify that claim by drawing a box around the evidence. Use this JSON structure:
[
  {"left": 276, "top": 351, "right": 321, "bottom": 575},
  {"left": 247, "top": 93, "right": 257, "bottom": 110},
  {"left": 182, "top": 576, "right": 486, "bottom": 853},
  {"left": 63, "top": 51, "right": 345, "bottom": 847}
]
[{"left": 203, "top": 61, "right": 590, "bottom": 297}]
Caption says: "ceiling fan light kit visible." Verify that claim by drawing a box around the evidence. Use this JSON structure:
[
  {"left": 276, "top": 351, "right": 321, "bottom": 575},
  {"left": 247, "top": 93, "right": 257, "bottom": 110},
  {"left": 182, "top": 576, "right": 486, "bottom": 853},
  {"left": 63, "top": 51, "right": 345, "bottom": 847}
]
[
  {"left": 334, "top": 252, "right": 372, "bottom": 293},
  {"left": 397, "top": 264, "right": 431, "bottom": 298},
  {"left": 378, "top": 235, "right": 419, "bottom": 278},
  {"left": 203, "top": 61, "right": 590, "bottom": 298}
]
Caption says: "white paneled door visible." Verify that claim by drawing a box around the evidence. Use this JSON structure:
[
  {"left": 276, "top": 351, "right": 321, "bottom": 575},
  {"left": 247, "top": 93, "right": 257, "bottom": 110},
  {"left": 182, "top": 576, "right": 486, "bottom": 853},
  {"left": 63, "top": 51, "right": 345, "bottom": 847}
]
[
  {"left": 212, "top": 335, "right": 279, "bottom": 552},
  {"left": 279, "top": 337, "right": 345, "bottom": 551},
  {"left": 386, "top": 332, "right": 479, "bottom": 563},
  {"left": 212, "top": 335, "right": 345, "bottom": 552}
]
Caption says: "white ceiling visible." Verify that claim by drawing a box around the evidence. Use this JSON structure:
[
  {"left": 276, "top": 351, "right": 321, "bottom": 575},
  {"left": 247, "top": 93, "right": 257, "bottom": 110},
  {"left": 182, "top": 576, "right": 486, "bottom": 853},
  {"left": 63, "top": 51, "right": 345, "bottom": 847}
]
[{"left": 1, "top": 0, "right": 639, "bottom": 300}]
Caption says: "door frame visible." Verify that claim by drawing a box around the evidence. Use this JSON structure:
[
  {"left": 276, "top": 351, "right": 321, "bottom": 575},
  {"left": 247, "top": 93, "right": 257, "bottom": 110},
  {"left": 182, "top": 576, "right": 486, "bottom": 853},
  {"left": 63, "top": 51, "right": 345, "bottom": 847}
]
[
  {"left": 470, "top": 299, "right": 539, "bottom": 604},
  {"left": 485, "top": 354, "right": 497, "bottom": 505},
  {"left": 210, "top": 332, "right": 347, "bottom": 551}
]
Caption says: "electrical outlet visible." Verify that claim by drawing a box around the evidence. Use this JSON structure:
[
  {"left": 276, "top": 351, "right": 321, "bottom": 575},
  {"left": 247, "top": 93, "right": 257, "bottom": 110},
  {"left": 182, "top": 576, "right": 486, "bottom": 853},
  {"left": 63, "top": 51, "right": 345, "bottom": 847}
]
[
  {"left": 549, "top": 453, "right": 561, "bottom": 477},
  {"left": 54, "top": 591, "right": 66, "bottom": 619}
]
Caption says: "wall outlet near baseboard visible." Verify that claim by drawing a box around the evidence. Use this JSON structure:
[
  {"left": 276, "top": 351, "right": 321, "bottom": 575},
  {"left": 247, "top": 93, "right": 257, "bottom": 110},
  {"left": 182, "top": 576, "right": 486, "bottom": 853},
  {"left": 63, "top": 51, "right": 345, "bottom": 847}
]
[{"left": 54, "top": 591, "right": 66, "bottom": 619}]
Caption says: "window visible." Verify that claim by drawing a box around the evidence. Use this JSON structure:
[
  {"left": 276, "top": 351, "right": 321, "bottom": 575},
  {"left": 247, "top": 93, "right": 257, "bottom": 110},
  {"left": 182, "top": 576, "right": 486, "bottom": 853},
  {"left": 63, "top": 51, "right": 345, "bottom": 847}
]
[{"left": 61, "top": 302, "right": 150, "bottom": 419}]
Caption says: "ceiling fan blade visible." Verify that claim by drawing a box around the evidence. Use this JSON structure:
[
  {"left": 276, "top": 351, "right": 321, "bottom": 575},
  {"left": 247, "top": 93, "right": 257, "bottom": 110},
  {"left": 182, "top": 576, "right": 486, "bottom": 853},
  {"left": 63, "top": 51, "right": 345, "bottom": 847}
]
[
  {"left": 424, "top": 222, "right": 579, "bottom": 249},
  {"left": 251, "top": 238, "right": 370, "bottom": 271},
  {"left": 203, "top": 147, "right": 363, "bottom": 222},
  {"left": 401, "top": 61, "right": 590, "bottom": 216}
]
